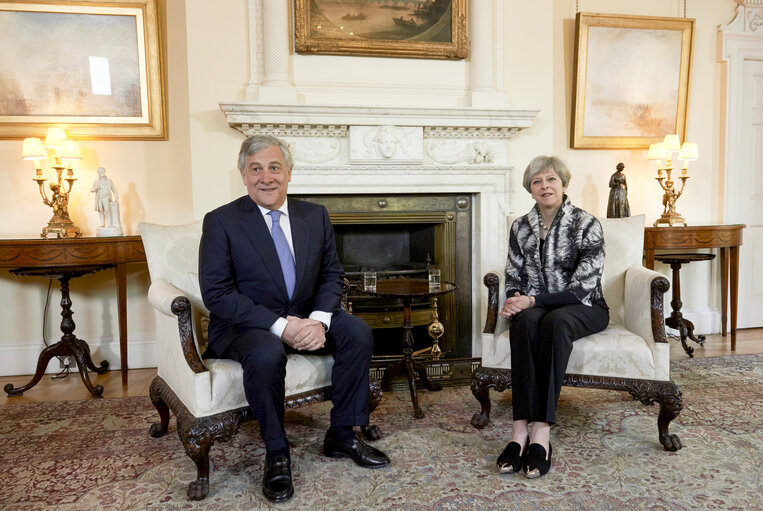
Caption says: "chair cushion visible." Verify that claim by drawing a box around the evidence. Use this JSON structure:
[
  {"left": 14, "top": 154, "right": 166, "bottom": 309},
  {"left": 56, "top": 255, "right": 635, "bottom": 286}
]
[
  {"left": 565, "top": 324, "right": 656, "bottom": 379},
  {"left": 489, "top": 323, "right": 656, "bottom": 380},
  {"left": 202, "top": 354, "right": 335, "bottom": 415}
]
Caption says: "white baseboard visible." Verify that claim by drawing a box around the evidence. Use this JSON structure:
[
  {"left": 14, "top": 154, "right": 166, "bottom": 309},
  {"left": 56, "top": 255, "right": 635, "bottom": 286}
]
[
  {"left": 665, "top": 307, "right": 720, "bottom": 337},
  {"left": 0, "top": 334, "right": 157, "bottom": 377}
]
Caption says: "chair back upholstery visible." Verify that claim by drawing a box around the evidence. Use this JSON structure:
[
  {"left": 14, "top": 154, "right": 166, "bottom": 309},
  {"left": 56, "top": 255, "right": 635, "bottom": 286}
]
[
  {"left": 139, "top": 221, "right": 209, "bottom": 354},
  {"left": 598, "top": 215, "right": 645, "bottom": 325}
]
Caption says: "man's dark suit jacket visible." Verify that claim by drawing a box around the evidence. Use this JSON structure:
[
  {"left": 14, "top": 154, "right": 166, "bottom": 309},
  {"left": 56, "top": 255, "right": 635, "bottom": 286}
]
[{"left": 199, "top": 195, "right": 344, "bottom": 357}]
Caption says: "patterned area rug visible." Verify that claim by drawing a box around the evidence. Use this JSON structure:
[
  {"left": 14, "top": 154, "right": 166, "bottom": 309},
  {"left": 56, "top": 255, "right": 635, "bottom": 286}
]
[{"left": 1, "top": 355, "right": 761, "bottom": 510}]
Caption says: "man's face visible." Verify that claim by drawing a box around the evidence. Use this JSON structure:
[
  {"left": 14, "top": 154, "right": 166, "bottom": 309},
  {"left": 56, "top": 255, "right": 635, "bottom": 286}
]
[{"left": 241, "top": 145, "right": 292, "bottom": 210}]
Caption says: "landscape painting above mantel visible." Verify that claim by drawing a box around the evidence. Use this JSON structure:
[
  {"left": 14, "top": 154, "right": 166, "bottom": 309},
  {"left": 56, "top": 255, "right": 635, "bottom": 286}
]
[{"left": 294, "top": 0, "right": 469, "bottom": 60}]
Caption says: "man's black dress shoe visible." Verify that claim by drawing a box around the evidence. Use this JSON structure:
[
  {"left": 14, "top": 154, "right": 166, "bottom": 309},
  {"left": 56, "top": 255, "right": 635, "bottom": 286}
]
[
  {"left": 322, "top": 434, "right": 390, "bottom": 468},
  {"left": 262, "top": 456, "right": 294, "bottom": 503}
]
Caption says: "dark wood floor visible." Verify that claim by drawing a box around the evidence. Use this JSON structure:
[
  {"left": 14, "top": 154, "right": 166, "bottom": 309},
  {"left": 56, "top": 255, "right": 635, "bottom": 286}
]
[{"left": 2, "top": 328, "right": 761, "bottom": 405}]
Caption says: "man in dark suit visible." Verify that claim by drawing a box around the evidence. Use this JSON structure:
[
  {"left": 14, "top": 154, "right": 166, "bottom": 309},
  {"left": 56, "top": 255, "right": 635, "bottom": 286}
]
[{"left": 199, "top": 135, "right": 389, "bottom": 503}]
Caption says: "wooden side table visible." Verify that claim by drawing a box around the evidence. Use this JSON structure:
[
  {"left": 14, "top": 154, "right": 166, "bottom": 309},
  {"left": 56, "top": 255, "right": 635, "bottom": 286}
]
[
  {"left": 0, "top": 236, "right": 146, "bottom": 388},
  {"left": 644, "top": 225, "right": 745, "bottom": 349},
  {"left": 367, "top": 278, "right": 457, "bottom": 418},
  {"left": 4, "top": 265, "right": 112, "bottom": 397}
]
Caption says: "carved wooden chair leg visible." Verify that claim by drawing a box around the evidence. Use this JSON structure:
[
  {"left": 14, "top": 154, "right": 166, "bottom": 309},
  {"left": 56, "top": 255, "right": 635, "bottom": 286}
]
[
  {"left": 362, "top": 377, "right": 383, "bottom": 440},
  {"left": 179, "top": 419, "right": 212, "bottom": 501},
  {"left": 148, "top": 378, "right": 170, "bottom": 438},
  {"left": 655, "top": 381, "right": 683, "bottom": 451},
  {"left": 470, "top": 367, "right": 512, "bottom": 429},
  {"left": 627, "top": 379, "right": 684, "bottom": 452},
  {"left": 361, "top": 425, "right": 382, "bottom": 440},
  {"left": 470, "top": 367, "right": 494, "bottom": 429}
]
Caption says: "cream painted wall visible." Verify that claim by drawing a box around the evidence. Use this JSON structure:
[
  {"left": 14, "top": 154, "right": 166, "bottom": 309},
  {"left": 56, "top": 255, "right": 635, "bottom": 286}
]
[
  {"left": 0, "top": 0, "right": 743, "bottom": 377},
  {"left": 0, "top": 0, "right": 193, "bottom": 376},
  {"left": 185, "top": 0, "right": 252, "bottom": 218}
]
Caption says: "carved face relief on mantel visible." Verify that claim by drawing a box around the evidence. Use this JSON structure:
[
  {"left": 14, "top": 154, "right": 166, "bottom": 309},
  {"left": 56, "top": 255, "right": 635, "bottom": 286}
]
[{"left": 349, "top": 126, "right": 423, "bottom": 164}]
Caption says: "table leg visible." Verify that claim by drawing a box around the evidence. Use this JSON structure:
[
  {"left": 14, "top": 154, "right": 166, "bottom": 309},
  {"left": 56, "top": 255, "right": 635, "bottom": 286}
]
[
  {"left": 644, "top": 249, "right": 655, "bottom": 270},
  {"left": 4, "top": 275, "right": 107, "bottom": 397},
  {"left": 730, "top": 246, "right": 739, "bottom": 350},
  {"left": 719, "top": 248, "right": 729, "bottom": 338},
  {"left": 4, "top": 341, "right": 69, "bottom": 396},
  {"left": 115, "top": 262, "right": 128, "bottom": 389},
  {"left": 401, "top": 300, "right": 424, "bottom": 418}
]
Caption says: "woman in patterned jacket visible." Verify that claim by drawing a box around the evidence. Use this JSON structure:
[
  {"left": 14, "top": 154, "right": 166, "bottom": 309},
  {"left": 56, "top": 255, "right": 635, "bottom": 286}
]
[{"left": 496, "top": 155, "right": 609, "bottom": 478}]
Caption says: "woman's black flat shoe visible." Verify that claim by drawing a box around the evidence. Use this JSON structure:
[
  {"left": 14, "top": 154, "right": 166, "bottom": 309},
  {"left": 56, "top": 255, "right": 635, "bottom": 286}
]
[
  {"left": 496, "top": 438, "right": 528, "bottom": 474},
  {"left": 523, "top": 443, "right": 552, "bottom": 479}
]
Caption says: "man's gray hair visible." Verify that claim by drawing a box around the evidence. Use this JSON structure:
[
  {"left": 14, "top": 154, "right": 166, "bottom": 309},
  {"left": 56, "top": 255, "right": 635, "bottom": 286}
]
[
  {"left": 237, "top": 135, "right": 293, "bottom": 173},
  {"left": 522, "top": 155, "right": 571, "bottom": 193}
]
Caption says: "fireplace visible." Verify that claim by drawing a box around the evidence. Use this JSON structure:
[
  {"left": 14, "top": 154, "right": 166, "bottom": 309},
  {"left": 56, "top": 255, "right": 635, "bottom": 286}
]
[{"left": 298, "top": 193, "right": 473, "bottom": 359}]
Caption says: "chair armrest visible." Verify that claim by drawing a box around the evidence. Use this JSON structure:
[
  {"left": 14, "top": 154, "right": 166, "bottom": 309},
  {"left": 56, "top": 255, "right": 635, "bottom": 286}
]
[
  {"left": 624, "top": 266, "right": 670, "bottom": 346},
  {"left": 147, "top": 278, "right": 183, "bottom": 317},
  {"left": 147, "top": 279, "right": 207, "bottom": 374},
  {"left": 483, "top": 271, "right": 501, "bottom": 334}
]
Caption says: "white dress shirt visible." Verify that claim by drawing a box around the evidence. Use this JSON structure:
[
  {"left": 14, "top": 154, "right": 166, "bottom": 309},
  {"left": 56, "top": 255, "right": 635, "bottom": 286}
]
[{"left": 257, "top": 202, "right": 333, "bottom": 338}]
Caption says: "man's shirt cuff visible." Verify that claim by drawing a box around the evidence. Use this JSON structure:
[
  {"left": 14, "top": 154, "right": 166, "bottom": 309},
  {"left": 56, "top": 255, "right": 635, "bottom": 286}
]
[
  {"left": 270, "top": 317, "right": 288, "bottom": 338},
  {"left": 309, "top": 311, "right": 332, "bottom": 331}
]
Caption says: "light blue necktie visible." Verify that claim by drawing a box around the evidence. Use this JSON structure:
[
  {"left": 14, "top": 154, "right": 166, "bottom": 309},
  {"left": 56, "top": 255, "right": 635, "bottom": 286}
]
[{"left": 268, "top": 210, "right": 296, "bottom": 299}]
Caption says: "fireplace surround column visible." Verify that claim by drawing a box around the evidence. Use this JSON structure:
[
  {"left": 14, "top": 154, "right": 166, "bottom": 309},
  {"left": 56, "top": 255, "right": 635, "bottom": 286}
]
[
  {"left": 469, "top": 0, "right": 505, "bottom": 108},
  {"left": 257, "top": 0, "right": 297, "bottom": 103}
]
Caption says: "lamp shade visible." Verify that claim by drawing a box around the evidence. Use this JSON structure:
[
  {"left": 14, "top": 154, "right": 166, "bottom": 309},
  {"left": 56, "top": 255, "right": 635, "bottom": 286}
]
[
  {"left": 21, "top": 137, "right": 47, "bottom": 160},
  {"left": 647, "top": 142, "right": 668, "bottom": 160},
  {"left": 57, "top": 139, "right": 82, "bottom": 160},
  {"left": 679, "top": 142, "right": 698, "bottom": 161},
  {"left": 662, "top": 134, "right": 681, "bottom": 153},
  {"left": 44, "top": 127, "right": 67, "bottom": 149}
]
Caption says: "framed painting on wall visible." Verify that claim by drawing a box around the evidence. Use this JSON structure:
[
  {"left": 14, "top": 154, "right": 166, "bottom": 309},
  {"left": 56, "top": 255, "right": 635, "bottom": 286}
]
[
  {"left": 0, "top": 0, "right": 166, "bottom": 140},
  {"left": 571, "top": 13, "right": 694, "bottom": 149},
  {"left": 294, "top": 0, "right": 469, "bottom": 60}
]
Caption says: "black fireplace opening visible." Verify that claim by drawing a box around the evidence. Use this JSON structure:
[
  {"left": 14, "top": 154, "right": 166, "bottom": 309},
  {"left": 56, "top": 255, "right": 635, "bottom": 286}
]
[
  {"left": 297, "top": 193, "right": 473, "bottom": 360},
  {"left": 334, "top": 223, "right": 434, "bottom": 274}
]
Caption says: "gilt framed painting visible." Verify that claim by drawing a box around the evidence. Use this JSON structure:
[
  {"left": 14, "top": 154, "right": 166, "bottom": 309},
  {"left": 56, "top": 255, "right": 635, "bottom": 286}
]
[
  {"left": 571, "top": 13, "right": 694, "bottom": 149},
  {"left": 294, "top": 0, "right": 469, "bottom": 60},
  {"left": 0, "top": 0, "right": 166, "bottom": 139}
]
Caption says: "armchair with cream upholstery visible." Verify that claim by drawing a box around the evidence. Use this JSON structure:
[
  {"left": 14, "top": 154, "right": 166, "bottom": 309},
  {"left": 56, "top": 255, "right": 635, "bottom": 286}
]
[
  {"left": 139, "top": 221, "right": 382, "bottom": 500},
  {"left": 470, "top": 215, "right": 683, "bottom": 451}
]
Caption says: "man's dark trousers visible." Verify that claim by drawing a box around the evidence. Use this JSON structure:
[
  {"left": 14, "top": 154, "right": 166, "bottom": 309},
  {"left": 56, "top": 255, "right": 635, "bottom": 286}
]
[{"left": 219, "top": 309, "right": 373, "bottom": 451}]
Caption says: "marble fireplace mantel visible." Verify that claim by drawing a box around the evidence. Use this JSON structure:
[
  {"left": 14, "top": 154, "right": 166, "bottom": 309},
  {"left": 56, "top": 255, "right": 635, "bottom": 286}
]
[
  {"left": 218, "top": 102, "right": 539, "bottom": 356},
  {"left": 219, "top": 103, "right": 539, "bottom": 134}
]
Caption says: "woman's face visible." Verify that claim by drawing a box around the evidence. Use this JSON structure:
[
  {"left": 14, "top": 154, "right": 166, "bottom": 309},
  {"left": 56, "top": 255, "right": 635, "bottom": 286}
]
[{"left": 530, "top": 167, "right": 566, "bottom": 210}]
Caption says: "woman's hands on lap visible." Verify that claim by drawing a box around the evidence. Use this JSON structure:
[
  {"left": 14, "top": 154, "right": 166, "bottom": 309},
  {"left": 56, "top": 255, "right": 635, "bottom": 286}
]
[{"left": 500, "top": 292, "right": 535, "bottom": 318}]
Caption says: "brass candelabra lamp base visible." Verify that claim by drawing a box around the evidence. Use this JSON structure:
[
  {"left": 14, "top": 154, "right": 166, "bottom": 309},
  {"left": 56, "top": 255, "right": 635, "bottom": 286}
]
[
  {"left": 653, "top": 211, "right": 687, "bottom": 227},
  {"left": 653, "top": 171, "right": 689, "bottom": 227},
  {"left": 34, "top": 162, "right": 82, "bottom": 239},
  {"left": 42, "top": 218, "right": 81, "bottom": 239}
]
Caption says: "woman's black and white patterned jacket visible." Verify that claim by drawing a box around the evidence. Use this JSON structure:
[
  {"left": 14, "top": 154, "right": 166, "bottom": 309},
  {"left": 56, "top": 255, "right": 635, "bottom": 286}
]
[{"left": 504, "top": 196, "right": 605, "bottom": 307}]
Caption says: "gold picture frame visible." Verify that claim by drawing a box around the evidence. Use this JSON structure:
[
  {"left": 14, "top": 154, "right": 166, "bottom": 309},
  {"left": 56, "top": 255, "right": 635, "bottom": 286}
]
[
  {"left": 571, "top": 13, "right": 694, "bottom": 149},
  {"left": 294, "top": 0, "right": 469, "bottom": 60},
  {"left": 0, "top": 0, "right": 166, "bottom": 140}
]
